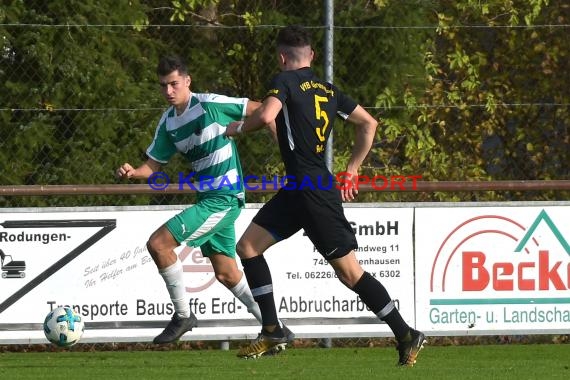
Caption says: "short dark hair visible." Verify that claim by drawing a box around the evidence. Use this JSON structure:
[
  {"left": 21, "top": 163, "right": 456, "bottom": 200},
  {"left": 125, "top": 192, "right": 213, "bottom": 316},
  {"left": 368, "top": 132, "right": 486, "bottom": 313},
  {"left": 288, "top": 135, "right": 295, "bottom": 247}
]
[
  {"left": 157, "top": 55, "right": 189, "bottom": 76},
  {"left": 276, "top": 25, "right": 312, "bottom": 48}
]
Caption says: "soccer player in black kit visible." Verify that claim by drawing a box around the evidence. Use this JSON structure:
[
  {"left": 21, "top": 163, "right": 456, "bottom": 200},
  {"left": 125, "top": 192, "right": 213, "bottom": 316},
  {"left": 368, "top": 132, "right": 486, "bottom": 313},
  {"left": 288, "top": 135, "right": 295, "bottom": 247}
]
[{"left": 225, "top": 25, "right": 425, "bottom": 366}]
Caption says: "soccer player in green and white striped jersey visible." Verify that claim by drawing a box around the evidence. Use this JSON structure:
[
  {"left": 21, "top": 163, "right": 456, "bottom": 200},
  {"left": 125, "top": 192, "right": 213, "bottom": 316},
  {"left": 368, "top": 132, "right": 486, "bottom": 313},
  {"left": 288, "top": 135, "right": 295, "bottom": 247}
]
[
  {"left": 147, "top": 91, "right": 246, "bottom": 201},
  {"left": 116, "top": 55, "right": 292, "bottom": 345}
]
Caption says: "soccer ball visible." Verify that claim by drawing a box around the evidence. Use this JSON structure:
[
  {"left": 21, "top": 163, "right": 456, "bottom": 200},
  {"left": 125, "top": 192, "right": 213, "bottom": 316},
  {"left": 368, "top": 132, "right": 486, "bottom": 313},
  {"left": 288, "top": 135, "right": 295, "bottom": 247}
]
[{"left": 43, "top": 306, "right": 85, "bottom": 347}]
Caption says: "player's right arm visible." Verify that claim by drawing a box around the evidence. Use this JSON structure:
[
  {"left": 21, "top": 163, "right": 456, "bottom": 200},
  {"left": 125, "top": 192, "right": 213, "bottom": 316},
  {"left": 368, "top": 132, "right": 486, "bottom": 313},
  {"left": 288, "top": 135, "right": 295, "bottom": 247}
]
[
  {"left": 226, "top": 92, "right": 283, "bottom": 136},
  {"left": 116, "top": 158, "right": 161, "bottom": 180},
  {"left": 245, "top": 99, "right": 277, "bottom": 141},
  {"left": 118, "top": 111, "right": 173, "bottom": 180}
]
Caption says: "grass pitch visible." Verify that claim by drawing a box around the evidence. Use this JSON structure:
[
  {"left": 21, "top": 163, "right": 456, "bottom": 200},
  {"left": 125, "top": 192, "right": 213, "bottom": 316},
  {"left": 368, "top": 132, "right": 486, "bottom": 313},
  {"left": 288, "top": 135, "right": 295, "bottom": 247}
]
[{"left": 1, "top": 344, "right": 569, "bottom": 379}]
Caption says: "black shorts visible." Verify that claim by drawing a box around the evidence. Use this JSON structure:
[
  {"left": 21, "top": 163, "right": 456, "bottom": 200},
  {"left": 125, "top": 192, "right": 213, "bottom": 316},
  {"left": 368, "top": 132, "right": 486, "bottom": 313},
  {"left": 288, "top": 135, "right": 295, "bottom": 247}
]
[{"left": 252, "top": 187, "right": 358, "bottom": 260}]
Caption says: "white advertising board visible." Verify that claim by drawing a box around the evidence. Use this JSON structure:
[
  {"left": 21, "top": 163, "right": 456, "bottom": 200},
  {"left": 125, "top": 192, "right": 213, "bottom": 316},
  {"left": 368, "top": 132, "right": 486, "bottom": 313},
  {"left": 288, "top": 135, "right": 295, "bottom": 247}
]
[
  {"left": 0, "top": 205, "right": 415, "bottom": 344},
  {"left": 415, "top": 206, "right": 570, "bottom": 335}
]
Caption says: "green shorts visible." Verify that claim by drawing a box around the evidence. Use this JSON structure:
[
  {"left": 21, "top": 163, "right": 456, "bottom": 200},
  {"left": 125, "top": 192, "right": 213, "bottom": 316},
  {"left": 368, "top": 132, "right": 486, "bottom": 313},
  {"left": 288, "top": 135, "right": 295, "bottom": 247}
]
[{"left": 165, "top": 194, "right": 242, "bottom": 258}]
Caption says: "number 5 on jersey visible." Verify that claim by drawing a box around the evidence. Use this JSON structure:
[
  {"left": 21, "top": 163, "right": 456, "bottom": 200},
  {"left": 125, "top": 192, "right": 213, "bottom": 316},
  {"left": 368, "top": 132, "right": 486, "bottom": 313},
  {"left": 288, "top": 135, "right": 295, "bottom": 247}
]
[{"left": 314, "top": 95, "right": 329, "bottom": 153}]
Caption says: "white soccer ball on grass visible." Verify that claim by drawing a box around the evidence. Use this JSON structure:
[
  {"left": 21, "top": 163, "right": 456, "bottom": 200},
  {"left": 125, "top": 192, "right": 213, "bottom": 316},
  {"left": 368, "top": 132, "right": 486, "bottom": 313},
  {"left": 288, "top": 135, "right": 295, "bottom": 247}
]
[{"left": 43, "top": 306, "right": 85, "bottom": 347}]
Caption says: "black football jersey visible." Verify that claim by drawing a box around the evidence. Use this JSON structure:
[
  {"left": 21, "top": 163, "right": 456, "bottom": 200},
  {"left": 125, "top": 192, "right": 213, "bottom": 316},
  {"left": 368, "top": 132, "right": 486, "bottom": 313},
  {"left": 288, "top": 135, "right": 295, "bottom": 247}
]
[{"left": 265, "top": 67, "right": 357, "bottom": 182}]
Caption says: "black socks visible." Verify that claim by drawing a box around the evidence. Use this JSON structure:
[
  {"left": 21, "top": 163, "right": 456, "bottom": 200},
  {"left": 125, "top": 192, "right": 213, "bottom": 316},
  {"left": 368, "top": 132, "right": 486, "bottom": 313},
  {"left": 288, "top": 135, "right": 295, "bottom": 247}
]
[{"left": 241, "top": 255, "right": 279, "bottom": 327}]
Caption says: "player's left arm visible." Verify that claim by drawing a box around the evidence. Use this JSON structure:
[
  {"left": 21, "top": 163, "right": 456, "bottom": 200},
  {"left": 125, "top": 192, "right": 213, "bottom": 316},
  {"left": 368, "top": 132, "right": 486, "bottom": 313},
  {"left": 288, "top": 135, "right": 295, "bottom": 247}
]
[
  {"left": 226, "top": 96, "right": 282, "bottom": 136},
  {"left": 342, "top": 105, "right": 378, "bottom": 201}
]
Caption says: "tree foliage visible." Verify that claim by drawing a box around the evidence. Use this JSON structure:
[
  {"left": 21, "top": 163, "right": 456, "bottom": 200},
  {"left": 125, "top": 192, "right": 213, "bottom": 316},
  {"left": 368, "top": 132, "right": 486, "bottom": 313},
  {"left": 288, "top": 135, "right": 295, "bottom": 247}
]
[
  {"left": 412, "top": 0, "right": 569, "bottom": 201},
  {"left": 0, "top": 0, "right": 568, "bottom": 207}
]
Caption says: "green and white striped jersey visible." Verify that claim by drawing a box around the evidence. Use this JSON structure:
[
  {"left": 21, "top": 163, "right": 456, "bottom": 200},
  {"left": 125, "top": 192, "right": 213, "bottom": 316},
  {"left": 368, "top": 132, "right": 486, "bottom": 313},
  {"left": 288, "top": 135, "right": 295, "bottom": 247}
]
[{"left": 146, "top": 93, "right": 247, "bottom": 202}]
